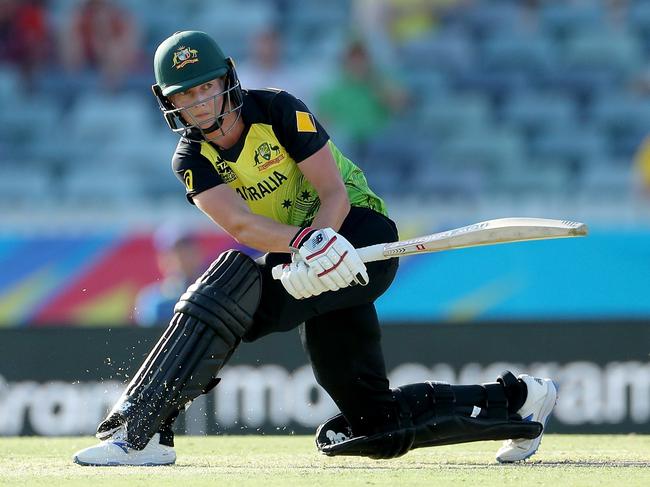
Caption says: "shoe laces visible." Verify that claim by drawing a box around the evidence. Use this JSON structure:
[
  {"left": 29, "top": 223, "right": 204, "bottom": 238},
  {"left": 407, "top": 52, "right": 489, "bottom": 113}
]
[
  {"left": 501, "top": 439, "right": 515, "bottom": 449},
  {"left": 103, "top": 426, "right": 128, "bottom": 444}
]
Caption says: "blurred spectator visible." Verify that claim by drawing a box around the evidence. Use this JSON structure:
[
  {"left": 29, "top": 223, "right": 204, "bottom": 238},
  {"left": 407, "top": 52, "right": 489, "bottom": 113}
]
[
  {"left": 354, "top": 0, "right": 465, "bottom": 48},
  {"left": 316, "top": 39, "right": 408, "bottom": 157},
  {"left": 631, "top": 64, "right": 650, "bottom": 96},
  {"left": 0, "top": 0, "right": 50, "bottom": 92},
  {"left": 235, "top": 28, "right": 324, "bottom": 106},
  {"left": 520, "top": 0, "right": 542, "bottom": 33},
  {"left": 604, "top": 0, "right": 630, "bottom": 31},
  {"left": 59, "top": 0, "right": 141, "bottom": 92},
  {"left": 133, "top": 226, "right": 205, "bottom": 327},
  {"left": 633, "top": 134, "right": 650, "bottom": 197},
  {"left": 388, "top": 0, "right": 446, "bottom": 43}
]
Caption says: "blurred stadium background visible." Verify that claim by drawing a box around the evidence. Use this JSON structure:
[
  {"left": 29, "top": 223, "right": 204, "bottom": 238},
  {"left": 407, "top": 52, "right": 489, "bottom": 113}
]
[{"left": 1, "top": 0, "right": 650, "bottom": 440}]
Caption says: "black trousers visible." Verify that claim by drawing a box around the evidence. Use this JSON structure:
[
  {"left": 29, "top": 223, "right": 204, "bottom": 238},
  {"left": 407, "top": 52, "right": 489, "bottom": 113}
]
[
  {"left": 245, "top": 206, "right": 400, "bottom": 435},
  {"left": 158, "top": 207, "right": 522, "bottom": 443}
]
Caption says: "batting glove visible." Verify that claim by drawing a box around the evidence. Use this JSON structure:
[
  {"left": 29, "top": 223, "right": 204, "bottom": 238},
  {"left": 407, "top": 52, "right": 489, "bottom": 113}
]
[{"left": 290, "top": 227, "right": 369, "bottom": 291}]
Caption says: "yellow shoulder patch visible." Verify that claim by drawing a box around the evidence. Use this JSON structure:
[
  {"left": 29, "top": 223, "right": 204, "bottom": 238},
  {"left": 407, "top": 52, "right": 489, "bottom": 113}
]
[
  {"left": 183, "top": 169, "right": 194, "bottom": 191},
  {"left": 296, "top": 111, "right": 317, "bottom": 133}
]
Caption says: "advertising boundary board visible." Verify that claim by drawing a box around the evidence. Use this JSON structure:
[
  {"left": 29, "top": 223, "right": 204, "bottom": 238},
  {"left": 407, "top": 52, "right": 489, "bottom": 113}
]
[{"left": 1, "top": 321, "right": 649, "bottom": 436}]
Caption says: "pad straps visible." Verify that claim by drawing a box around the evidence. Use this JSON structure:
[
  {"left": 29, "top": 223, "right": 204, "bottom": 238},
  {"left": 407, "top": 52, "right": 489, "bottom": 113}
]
[
  {"left": 428, "top": 381, "right": 456, "bottom": 417},
  {"left": 484, "top": 383, "right": 508, "bottom": 420},
  {"left": 393, "top": 388, "right": 414, "bottom": 429}
]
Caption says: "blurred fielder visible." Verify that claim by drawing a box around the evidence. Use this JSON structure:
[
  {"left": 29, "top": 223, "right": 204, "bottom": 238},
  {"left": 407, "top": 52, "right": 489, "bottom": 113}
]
[{"left": 73, "top": 31, "right": 557, "bottom": 466}]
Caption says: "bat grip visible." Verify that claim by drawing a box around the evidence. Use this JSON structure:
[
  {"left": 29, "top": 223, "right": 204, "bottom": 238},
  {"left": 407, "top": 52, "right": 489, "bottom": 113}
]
[{"left": 354, "top": 244, "right": 386, "bottom": 263}]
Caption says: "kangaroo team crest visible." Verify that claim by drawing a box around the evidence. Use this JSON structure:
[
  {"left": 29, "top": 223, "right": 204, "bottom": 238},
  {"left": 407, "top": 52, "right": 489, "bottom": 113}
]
[
  {"left": 254, "top": 142, "right": 284, "bottom": 170},
  {"left": 172, "top": 46, "right": 199, "bottom": 69}
]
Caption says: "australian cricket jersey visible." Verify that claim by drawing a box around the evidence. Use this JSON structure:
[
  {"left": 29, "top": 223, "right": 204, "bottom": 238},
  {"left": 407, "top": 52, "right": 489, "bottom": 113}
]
[{"left": 172, "top": 89, "right": 387, "bottom": 226}]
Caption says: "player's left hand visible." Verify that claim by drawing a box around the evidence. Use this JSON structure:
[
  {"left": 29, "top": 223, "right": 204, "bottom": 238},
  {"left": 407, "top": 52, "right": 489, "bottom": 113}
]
[{"left": 290, "top": 227, "right": 369, "bottom": 290}]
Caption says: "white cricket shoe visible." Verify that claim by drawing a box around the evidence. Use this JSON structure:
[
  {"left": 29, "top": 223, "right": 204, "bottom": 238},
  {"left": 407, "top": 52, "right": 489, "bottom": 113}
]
[
  {"left": 73, "top": 432, "right": 176, "bottom": 466},
  {"left": 496, "top": 374, "right": 558, "bottom": 463}
]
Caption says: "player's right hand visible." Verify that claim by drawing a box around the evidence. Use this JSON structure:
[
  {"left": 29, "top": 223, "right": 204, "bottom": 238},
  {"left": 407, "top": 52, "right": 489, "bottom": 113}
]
[
  {"left": 278, "top": 259, "right": 330, "bottom": 300},
  {"left": 290, "top": 227, "right": 369, "bottom": 291}
]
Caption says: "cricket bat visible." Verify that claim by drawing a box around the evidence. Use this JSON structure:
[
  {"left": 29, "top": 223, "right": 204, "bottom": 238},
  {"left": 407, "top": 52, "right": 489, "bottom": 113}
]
[{"left": 271, "top": 217, "right": 587, "bottom": 279}]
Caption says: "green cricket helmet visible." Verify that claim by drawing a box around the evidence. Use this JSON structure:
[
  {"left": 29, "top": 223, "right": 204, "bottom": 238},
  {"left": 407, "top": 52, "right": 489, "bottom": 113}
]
[{"left": 152, "top": 30, "right": 243, "bottom": 139}]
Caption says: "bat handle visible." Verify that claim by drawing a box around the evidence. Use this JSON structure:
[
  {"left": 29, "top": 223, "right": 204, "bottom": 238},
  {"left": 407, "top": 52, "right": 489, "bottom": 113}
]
[{"left": 355, "top": 244, "right": 386, "bottom": 263}]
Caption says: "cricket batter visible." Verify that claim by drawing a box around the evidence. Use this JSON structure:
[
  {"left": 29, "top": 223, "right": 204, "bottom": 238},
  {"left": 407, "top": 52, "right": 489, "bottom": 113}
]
[{"left": 73, "top": 31, "right": 557, "bottom": 466}]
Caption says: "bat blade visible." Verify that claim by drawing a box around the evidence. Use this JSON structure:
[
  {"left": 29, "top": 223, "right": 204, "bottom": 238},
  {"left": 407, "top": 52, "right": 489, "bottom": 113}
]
[{"left": 356, "top": 217, "right": 588, "bottom": 263}]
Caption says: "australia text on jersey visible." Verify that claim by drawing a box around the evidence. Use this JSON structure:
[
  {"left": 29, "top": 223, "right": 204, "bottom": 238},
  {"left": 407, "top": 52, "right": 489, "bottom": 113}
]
[{"left": 235, "top": 170, "right": 288, "bottom": 201}]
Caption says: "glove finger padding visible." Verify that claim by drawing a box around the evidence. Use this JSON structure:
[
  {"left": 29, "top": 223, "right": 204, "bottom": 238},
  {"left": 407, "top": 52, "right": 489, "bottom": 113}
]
[
  {"left": 280, "top": 260, "right": 329, "bottom": 299},
  {"left": 317, "top": 272, "right": 342, "bottom": 292},
  {"left": 314, "top": 254, "right": 350, "bottom": 289},
  {"left": 280, "top": 263, "right": 303, "bottom": 299},
  {"left": 322, "top": 251, "right": 357, "bottom": 286},
  {"left": 290, "top": 242, "right": 342, "bottom": 292},
  {"left": 344, "top": 251, "right": 369, "bottom": 286},
  {"left": 296, "top": 263, "right": 326, "bottom": 297}
]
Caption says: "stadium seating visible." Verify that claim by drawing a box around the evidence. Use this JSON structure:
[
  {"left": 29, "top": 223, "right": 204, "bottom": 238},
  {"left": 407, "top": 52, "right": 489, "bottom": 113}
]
[
  {"left": 563, "top": 32, "right": 643, "bottom": 77},
  {"left": 540, "top": 2, "right": 605, "bottom": 40},
  {"left": 398, "top": 31, "right": 475, "bottom": 75},
  {"left": 480, "top": 34, "right": 557, "bottom": 77},
  {"left": 438, "top": 128, "right": 526, "bottom": 179},
  {"left": 1, "top": 0, "right": 649, "bottom": 216},
  {"left": 531, "top": 125, "right": 607, "bottom": 176},
  {"left": 594, "top": 95, "right": 650, "bottom": 159},
  {"left": 501, "top": 92, "right": 577, "bottom": 143},
  {"left": 628, "top": 1, "right": 650, "bottom": 49},
  {"left": 460, "top": 1, "right": 522, "bottom": 41},
  {"left": 418, "top": 94, "right": 491, "bottom": 138}
]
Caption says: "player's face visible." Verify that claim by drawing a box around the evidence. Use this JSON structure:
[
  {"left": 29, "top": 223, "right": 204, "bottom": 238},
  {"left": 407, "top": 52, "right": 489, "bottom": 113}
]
[{"left": 169, "top": 78, "right": 226, "bottom": 130}]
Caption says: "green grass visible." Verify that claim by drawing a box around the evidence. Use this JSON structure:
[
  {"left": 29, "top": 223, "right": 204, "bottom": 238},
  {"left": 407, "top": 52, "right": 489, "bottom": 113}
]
[{"left": 1, "top": 435, "right": 649, "bottom": 487}]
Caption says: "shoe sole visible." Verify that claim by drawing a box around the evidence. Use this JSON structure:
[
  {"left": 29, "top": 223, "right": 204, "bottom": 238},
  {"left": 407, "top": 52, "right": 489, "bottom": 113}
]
[
  {"left": 496, "top": 380, "right": 558, "bottom": 463},
  {"left": 73, "top": 456, "right": 175, "bottom": 467}
]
